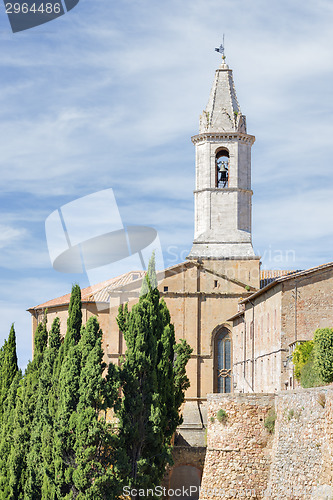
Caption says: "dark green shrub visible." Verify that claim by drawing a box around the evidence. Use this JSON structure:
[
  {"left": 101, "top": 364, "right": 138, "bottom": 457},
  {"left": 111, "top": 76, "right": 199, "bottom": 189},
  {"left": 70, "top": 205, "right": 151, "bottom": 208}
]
[
  {"left": 216, "top": 409, "right": 228, "bottom": 423},
  {"left": 313, "top": 328, "right": 333, "bottom": 383},
  {"left": 210, "top": 416, "right": 215, "bottom": 423},
  {"left": 264, "top": 409, "right": 276, "bottom": 434}
]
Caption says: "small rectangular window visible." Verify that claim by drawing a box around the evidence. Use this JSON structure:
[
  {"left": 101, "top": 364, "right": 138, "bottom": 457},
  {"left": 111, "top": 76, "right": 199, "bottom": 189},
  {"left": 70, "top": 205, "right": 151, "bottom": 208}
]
[
  {"left": 164, "top": 286, "right": 168, "bottom": 292},
  {"left": 214, "top": 280, "right": 218, "bottom": 288}
]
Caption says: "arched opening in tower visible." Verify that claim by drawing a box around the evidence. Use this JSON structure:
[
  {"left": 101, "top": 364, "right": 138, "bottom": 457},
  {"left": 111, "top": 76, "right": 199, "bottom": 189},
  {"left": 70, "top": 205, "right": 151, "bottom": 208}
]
[{"left": 215, "top": 148, "right": 229, "bottom": 188}]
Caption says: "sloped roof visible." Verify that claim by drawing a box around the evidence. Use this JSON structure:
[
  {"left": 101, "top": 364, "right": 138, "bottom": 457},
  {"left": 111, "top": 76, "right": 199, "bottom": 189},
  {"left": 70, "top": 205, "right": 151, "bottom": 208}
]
[
  {"left": 30, "top": 262, "right": 328, "bottom": 314},
  {"left": 29, "top": 271, "right": 146, "bottom": 311},
  {"left": 228, "top": 262, "right": 333, "bottom": 322},
  {"left": 243, "top": 261, "right": 333, "bottom": 305},
  {"left": 260, "top": 269, "right": 300, "bottom": 289},
  {"left": 28, "top": 261, "right": 193, "bottom": 312}
]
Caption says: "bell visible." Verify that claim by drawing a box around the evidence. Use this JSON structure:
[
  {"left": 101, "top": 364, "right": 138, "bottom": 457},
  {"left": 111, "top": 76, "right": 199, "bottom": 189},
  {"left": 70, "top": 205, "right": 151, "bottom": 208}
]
[{"left": 219, "top": 161, "right": 228, "bottom": 172}]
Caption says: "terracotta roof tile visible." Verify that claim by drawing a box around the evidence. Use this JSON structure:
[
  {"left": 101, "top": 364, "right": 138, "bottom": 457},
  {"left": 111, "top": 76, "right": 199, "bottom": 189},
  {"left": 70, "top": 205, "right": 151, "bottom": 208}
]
[
  {"left": 243, "top": 261, "right": 333, "bottom": 304},
  {"left": 31, "top": 261, "right": 296, "bottom": 311},
  {"left": 30, "top": 271, "right": 145, "bottom": 310},
  {"left": 260, "top": 269, "right": 301, "bottom": 289},
  {"left": 29, "top": 261, "right": 192, "bottom": 311}
]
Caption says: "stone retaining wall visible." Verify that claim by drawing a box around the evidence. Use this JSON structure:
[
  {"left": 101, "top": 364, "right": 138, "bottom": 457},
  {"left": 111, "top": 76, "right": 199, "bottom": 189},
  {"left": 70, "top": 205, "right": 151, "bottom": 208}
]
[
  {"left": 199, "top": 388, "right": 333, "bottom": 499},
  {"left": 200, "top": 393, "right": 275, "bottom": 499},
  {"left": 265, "top": 387, "right": 333, "bottom": 499}
]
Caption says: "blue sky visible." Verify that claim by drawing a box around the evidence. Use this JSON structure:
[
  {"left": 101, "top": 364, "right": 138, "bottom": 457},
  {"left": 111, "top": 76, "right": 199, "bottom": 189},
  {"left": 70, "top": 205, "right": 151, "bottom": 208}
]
[{"left": 1, "top": 0, "right": 333, "bottom": 367}]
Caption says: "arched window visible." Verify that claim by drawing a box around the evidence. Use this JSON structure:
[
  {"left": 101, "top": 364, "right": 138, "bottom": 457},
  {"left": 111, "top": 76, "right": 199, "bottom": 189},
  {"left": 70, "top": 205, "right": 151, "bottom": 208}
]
[
  {"left": 215, "top": 149, "right": 229, "bottom": 188},
  {"left": 214, "top": 327, "right": 232, "bottom": 393}
]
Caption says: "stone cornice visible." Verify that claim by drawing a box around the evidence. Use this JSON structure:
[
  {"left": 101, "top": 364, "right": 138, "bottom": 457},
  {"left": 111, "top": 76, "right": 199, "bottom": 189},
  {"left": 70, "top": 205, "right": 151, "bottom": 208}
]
[
  {"left": 194, "top": 187, "right": 253, "bottom": 195},
  {"left": 191, "top": 132, "right": 255, "bottom": 145}
]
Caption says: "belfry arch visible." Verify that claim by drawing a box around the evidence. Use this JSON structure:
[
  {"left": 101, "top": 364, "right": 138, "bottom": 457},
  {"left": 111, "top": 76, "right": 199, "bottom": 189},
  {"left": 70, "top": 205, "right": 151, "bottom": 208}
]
[{"left": 215, "top": 147, "right": 229, "bottom": 188}]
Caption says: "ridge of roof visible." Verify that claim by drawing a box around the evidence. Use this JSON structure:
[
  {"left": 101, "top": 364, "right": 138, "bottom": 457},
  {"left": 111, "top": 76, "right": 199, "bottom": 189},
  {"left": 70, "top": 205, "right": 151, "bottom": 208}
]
[
  {"left": 260, "top": 269, "right": 300, "bottom": 289},
  {"left": 28, "top": 271, "right": 145, "bottom": 311},
  {"left": 28, "top": 261, "right": 191, "bottom": 311}
]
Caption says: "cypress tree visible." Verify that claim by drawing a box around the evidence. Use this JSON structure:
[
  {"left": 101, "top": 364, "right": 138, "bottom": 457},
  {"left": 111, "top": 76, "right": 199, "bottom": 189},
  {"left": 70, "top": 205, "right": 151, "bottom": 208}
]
[
  {"left": 116, "top": 255, "right": 192, "bottom": 496},
  {"left": 0, "top": 326, "right": 20, "bottom": 498},
  {"left": 66, "top": 283, "right": 82, "bottom": 347},
  {"left": 0, "top": 318, "right": 48, "bottom": 499},
  {"left": 52, "top": 340, "right": 81, "bottom": 498},
  {"left": 48, "top": 283, "right": 83, "bottom": 498},
  {"left": 51, "top": 283, "right": 83, "bottom": 406},
  {"left": 71, "top": 317, "right": 121, "bottom": 499},
  {"left": 0, "top": 324, "right": 18, "bottom": 414},
  {"left": 24, "top": 317, "right": 61, "bottom": 499},
  {"left": 51, "top": 288, "right": 120, "bottom": 499},
  {"left": 0, "top": 370, "right": 22, "bottom": 499},
  {"left": 140, "top": 251, "right": 158, "bottom": 296}
]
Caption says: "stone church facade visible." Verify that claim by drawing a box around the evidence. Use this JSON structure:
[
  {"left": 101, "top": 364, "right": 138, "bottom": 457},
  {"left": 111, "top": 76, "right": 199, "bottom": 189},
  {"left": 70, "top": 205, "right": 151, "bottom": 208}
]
[{"left": 28, "top": 54, "right": 333, "bottom": 494}]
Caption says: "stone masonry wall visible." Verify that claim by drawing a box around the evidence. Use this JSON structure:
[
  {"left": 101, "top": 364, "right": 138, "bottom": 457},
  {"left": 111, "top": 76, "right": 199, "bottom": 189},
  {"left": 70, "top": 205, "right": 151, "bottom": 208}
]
[
  {"left": 199, "top": 388, "right": 333, "bottom": 500},
  {"left": 321, "top": 389, "right": 333, "bottom": 489},
  {"left": 281, "top": 266, "right": 333, "bottom": 348},
  {"left": 200, "top": 394, "right": 275, "bottom": 499},
  {"left": 265, "top": 386, "right": 333, "bottom": 499}
]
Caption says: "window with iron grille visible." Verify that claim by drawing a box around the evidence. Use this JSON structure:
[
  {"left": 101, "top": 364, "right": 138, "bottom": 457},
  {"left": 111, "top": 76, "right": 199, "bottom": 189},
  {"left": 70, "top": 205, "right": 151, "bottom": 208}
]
[{"left": 215, "top": 328, "right": 232, "bottom": 393}]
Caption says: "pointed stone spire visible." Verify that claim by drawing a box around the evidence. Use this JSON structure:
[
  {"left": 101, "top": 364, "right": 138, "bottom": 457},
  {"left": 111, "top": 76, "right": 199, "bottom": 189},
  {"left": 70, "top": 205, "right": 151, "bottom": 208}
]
[{"left": 199, "top": 56, "right": 247, "bottom": 134}]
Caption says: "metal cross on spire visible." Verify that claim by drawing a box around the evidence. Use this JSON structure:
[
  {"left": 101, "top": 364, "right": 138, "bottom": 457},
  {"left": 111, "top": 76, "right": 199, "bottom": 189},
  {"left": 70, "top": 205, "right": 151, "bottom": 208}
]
[{"left": 215, "top": 35, "right": 225, "bottom": 58}]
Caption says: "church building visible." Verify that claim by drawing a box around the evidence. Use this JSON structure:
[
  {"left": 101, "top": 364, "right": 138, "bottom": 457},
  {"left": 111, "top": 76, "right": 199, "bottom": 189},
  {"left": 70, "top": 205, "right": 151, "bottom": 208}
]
[{"left": 28, "top": 53, "right": 333, "bottom": 485}]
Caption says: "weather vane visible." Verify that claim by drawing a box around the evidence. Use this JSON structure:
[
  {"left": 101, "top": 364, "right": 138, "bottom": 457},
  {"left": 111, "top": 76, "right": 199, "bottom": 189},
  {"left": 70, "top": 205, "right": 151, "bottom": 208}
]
[{"left": 215, "top": 34, "right": 225, "bottom": 58}]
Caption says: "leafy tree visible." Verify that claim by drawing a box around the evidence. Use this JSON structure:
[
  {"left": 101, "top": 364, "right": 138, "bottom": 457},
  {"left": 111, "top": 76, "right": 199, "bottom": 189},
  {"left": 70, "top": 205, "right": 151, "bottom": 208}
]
[
  {"left": 116, "top": 256, "right": 192, "bottom": 496},
  {"left": 300, "top": 351, "right": 324, "bottom": 388},
  {"left": 292, "top": 340, "right": 314, "bottom": 381},
  {"left": 314, "top": 327, "right": 333, "bottom": 383}
]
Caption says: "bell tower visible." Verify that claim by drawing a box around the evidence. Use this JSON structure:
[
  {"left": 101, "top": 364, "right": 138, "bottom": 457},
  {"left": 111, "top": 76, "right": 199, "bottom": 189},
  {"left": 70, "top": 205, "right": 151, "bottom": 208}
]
[{"left": 188, "top": 53, "right": 256, "bottom": 260}]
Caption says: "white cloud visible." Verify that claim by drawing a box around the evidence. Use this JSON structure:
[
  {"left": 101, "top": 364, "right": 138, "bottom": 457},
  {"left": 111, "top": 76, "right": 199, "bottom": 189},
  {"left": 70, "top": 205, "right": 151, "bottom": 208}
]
[{"left": 0, "top": 225, "right": 26, "bottom": 248}]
